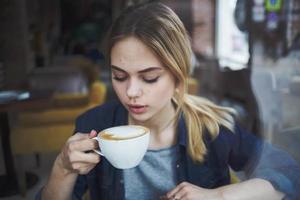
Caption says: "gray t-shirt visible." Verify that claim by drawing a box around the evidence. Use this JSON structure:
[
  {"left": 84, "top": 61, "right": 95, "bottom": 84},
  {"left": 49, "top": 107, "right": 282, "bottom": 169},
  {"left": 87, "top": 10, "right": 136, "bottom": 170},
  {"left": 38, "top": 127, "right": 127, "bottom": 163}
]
[{"left": 123, "top": 145, "right": 179, "bottom": 200}]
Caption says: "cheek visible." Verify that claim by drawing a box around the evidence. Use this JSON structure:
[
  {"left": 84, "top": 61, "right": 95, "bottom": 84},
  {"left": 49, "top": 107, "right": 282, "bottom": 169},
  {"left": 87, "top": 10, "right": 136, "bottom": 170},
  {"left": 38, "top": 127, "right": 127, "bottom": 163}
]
[
  {"left": 150, "top": 81, "right": 175, "bottom": 101},
  {"left": 112, "top": 82, "right": 126, "bottom": 98}
]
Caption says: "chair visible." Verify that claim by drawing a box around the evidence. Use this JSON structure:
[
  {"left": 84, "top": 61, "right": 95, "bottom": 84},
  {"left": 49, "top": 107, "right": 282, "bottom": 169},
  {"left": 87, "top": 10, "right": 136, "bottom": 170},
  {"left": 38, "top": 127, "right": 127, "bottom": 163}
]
[
  {"left": 10, "top": 64, "right": 107, "bottom": 195},
  {"left": 10, "top": 82, "right": 106, "bottom": 155}
]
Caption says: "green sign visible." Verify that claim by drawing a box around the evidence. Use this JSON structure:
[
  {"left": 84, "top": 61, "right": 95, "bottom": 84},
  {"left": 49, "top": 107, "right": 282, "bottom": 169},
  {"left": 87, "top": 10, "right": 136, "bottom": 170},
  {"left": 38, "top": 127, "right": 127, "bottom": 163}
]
[{"left": 265, "top": 0, "right": 282, "bottom": 12}]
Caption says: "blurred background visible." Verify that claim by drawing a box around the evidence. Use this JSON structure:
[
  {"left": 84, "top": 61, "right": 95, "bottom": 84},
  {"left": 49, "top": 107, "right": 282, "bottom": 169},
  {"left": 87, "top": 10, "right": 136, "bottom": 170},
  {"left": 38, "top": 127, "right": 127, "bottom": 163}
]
[{"left": 0, "top": 0, "right": 299, "bottom": 199}]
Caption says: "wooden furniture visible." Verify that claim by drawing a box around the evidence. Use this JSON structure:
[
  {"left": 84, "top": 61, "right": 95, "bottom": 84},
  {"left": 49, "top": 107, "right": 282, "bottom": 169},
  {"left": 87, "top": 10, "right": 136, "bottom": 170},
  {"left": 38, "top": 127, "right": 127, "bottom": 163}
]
[
  {"left": 9, "top": 65, "right": 107, "bottom": 196},
  {"left": 0, "top": 89, "right": 53, "bottom": 197},
  {"left": 10, "top": 81, "right": 106, "bottom": 155}
]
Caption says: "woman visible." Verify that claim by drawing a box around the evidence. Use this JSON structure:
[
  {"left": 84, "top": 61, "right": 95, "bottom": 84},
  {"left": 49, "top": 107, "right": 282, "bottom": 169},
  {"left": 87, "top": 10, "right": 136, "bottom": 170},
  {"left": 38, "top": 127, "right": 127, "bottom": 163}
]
[{"left": 38, "top": 2, "right": 300, "bottom": 200}]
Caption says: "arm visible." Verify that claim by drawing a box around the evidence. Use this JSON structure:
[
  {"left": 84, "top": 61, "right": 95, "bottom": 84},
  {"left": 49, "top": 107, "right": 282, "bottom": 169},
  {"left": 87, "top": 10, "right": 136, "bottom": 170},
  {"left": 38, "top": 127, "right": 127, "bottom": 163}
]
[
  {"left": 219, "top": 178, "right": 284, "bottom": 200},
  {"left": 228, "top": 124, "right": 300, "bottom": 199},
  {"left": 164, "top": 124, "right": 300, "bottom": 199},
  {"left": 41, "top": 131, "right": 100, "bottom": 200},
  {"left": 41, "top": 156, "right": 78, "bottom": 200},
  {"left": 165, "top": 178, "right": 284, "bottom": 200}
]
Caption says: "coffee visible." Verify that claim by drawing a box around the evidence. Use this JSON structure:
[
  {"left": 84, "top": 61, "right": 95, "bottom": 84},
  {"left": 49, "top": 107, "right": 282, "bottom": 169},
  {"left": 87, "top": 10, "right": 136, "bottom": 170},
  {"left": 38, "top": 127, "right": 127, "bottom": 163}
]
[
  {"left": 93, "top": 125, "right": 150, "bottom": 169},
  {"left": 99, "top": 125, "right": 147, "bottom": 140}
]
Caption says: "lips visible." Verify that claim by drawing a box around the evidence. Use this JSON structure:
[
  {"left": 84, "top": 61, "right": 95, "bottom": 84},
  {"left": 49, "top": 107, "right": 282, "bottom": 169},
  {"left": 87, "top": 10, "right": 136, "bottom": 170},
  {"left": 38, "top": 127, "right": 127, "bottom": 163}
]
[{"left": 127, "top": 104, "right": 147, "bottom": 114}]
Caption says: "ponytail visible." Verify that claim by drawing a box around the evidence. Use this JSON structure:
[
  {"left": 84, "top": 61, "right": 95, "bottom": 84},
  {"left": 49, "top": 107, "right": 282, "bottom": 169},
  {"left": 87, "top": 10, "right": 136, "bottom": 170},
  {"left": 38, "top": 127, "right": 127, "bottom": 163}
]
[{"left": 175, "top": 94, "right": 236, "bottom": 162}]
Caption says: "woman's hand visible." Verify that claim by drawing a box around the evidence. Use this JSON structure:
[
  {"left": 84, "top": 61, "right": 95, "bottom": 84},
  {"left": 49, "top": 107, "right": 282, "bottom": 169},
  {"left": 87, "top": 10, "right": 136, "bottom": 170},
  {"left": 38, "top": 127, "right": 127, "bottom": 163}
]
[
  {"left": 164, "top": 182, "right": 223, "bottom": 200},
  {"left": 163, "top": 179, "right": 284, "bottom": 200},
  {"left": 42, "top": 130, "right": 101, "bottom": 200},
  {"left": 56, "top": 130, "right": 101, "bottom": 175}
]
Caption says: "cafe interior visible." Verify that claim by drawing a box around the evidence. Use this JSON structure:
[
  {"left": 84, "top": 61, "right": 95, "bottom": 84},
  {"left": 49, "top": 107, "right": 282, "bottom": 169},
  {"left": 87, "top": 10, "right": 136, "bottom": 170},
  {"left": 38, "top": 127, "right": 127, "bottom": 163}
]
[{"left": 0, "top": 0, "right": 299, "bottom": 199}]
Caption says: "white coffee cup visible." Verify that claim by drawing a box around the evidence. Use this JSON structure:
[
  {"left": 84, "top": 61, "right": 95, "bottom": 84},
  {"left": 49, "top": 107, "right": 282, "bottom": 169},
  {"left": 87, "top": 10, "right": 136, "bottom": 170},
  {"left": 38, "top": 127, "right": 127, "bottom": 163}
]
[{"left": 93, "top": 125, "right": 150, "bottom": 169}]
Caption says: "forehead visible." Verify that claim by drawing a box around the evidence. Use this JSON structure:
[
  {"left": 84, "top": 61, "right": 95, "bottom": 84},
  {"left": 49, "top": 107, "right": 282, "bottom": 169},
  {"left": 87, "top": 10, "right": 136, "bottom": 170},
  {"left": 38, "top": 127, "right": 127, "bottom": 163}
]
[{"left": 110, "top": 37, "right": 164, "bottom": 71}]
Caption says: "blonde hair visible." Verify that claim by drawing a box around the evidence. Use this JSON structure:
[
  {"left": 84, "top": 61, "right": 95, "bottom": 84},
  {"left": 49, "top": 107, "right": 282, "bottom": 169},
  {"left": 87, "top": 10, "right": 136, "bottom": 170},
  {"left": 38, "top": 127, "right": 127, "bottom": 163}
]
[{"left": 107, "top": 2, "right": 236, "bottom": 162}]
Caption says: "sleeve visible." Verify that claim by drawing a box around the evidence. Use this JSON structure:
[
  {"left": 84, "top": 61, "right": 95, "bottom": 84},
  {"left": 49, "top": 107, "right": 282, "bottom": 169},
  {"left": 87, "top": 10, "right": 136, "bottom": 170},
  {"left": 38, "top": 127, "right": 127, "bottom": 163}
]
[
  {"left": 229, "top": 124, "right": 300, "bottom": 200},
  {"left": 248, "top": 142, "right": 300, "bottom": 200},
  {"left": 72, "top": 175, "right": 88, "bottom": 200}
]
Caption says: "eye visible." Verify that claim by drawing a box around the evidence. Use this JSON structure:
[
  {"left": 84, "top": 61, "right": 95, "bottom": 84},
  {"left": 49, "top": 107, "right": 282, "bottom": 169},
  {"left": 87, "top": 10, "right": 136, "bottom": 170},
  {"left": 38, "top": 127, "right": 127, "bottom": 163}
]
[
  {"left": 143, "top": 76, "right": 159, "bottom": 83},
  {"left": 112, "top": 75, "right": 128, "bottom": 82},
  {"left": 112, "top": 70, "right": 128, "bottom": 82}
]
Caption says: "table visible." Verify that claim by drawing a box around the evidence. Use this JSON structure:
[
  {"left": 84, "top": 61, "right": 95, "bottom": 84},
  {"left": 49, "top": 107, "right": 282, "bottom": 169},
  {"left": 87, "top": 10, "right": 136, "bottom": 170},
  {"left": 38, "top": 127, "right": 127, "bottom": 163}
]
[{"left": 0, "top": 90, "right": 53, "bottom": 197}]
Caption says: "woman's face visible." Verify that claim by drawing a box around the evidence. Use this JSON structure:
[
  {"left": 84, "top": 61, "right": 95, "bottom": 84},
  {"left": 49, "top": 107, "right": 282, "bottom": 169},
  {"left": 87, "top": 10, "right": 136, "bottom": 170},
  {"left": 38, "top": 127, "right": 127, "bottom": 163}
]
[{"left": 110, "top": 36, "right": 176, "bottom": 122}]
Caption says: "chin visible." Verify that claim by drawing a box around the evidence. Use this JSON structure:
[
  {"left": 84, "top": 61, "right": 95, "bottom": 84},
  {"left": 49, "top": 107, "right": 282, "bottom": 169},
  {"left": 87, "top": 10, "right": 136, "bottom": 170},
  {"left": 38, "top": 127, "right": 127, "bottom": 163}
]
[{"left": 129, "top": 112, "right": 153, "bottom": 123}]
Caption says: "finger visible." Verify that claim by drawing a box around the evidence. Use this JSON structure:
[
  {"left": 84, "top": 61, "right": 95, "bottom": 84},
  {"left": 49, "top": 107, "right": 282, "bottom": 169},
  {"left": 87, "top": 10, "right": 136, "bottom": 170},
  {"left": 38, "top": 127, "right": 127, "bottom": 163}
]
[
  {"left": 89, "top": 129, "right": 98, "bottom": 138},
  {"left": 172, "top": 188, "right": 188, "bottom": 200},
  {"left": 69, "top": 132, "right": 91, "bottom": 142},
  {"left": 159, "top": 195, "right": 168, "bottom": 200},
  {"left": 69, "top": 138, "right": 98, "bottom": 152},
  {"left": 71, "top": 130, "right": 98, "bottom": 141},
  {"left": 70, "top": 161, "right": 98, "bottom": 174},
  {"left": 173, "top": 183, "right": 199, "bottom": 200},
  {"left": 70, "top": 151, "right": 101, "bottom": 164},
  {"left": 166, "top": 182, "right": 187, "bottom": 199}
]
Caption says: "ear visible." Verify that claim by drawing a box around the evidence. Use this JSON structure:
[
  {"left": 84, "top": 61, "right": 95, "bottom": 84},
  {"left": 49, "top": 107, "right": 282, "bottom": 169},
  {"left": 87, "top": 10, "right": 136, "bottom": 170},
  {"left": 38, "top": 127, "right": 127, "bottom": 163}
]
[{"left": 175, "top": 81, "right": 185, "bottom": 95}]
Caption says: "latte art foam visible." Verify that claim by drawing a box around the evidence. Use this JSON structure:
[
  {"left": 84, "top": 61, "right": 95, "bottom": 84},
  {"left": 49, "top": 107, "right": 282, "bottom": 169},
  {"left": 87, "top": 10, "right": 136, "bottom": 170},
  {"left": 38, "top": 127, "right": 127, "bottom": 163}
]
[{"left": 99, "top": 125, "right": 148, "bottom": 140}]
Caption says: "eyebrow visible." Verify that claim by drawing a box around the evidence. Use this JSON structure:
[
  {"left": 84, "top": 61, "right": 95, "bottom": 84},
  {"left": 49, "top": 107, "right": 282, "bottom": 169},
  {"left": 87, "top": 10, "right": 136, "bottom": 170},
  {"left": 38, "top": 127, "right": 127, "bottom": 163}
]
[{"left": 111, "top": 65, "right": 163, "bottom": 73}]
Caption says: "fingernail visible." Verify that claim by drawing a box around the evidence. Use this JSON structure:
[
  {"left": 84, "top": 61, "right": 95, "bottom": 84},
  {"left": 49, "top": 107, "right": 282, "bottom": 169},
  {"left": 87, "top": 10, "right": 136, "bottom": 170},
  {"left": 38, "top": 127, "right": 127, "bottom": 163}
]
[{"left": 90, "top": 130, "right": 97, "bottom": 136}]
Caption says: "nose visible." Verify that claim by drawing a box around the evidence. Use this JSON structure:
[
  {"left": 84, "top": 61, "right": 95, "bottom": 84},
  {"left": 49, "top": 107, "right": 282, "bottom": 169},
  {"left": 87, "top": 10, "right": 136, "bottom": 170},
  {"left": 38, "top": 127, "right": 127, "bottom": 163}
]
[{"left": 126, "top": 78, "right": 142, "bottom": 99}]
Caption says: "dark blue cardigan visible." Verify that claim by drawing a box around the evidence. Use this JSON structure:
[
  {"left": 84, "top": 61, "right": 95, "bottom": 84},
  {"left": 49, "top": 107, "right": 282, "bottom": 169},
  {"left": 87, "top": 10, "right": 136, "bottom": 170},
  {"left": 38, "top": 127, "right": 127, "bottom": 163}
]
[{"left": 37, "top": 101, "right": 300, "bottom": 200}]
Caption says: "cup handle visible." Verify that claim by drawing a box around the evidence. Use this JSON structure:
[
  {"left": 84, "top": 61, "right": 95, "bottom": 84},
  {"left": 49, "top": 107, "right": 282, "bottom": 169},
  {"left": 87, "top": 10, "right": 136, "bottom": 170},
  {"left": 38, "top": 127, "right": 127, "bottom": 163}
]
[{"left": 92, "top": 137, "right": 104, "bottom": 156}]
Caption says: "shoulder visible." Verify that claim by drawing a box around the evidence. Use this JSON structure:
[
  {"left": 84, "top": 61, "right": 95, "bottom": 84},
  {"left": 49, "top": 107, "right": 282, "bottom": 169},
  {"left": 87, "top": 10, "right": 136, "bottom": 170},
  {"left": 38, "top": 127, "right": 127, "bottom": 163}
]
[
  {"left": 206, "top": 123, "right": 263, "bottom": 170},
  {"left": 213, "top": 122, "right": 252, "bottom": 140},
  {"left": 209, "top": 123, "right": 261, "bottom": 152},
  {"left": 75, "top": 100, "right": 126, "bottom": 133}
]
